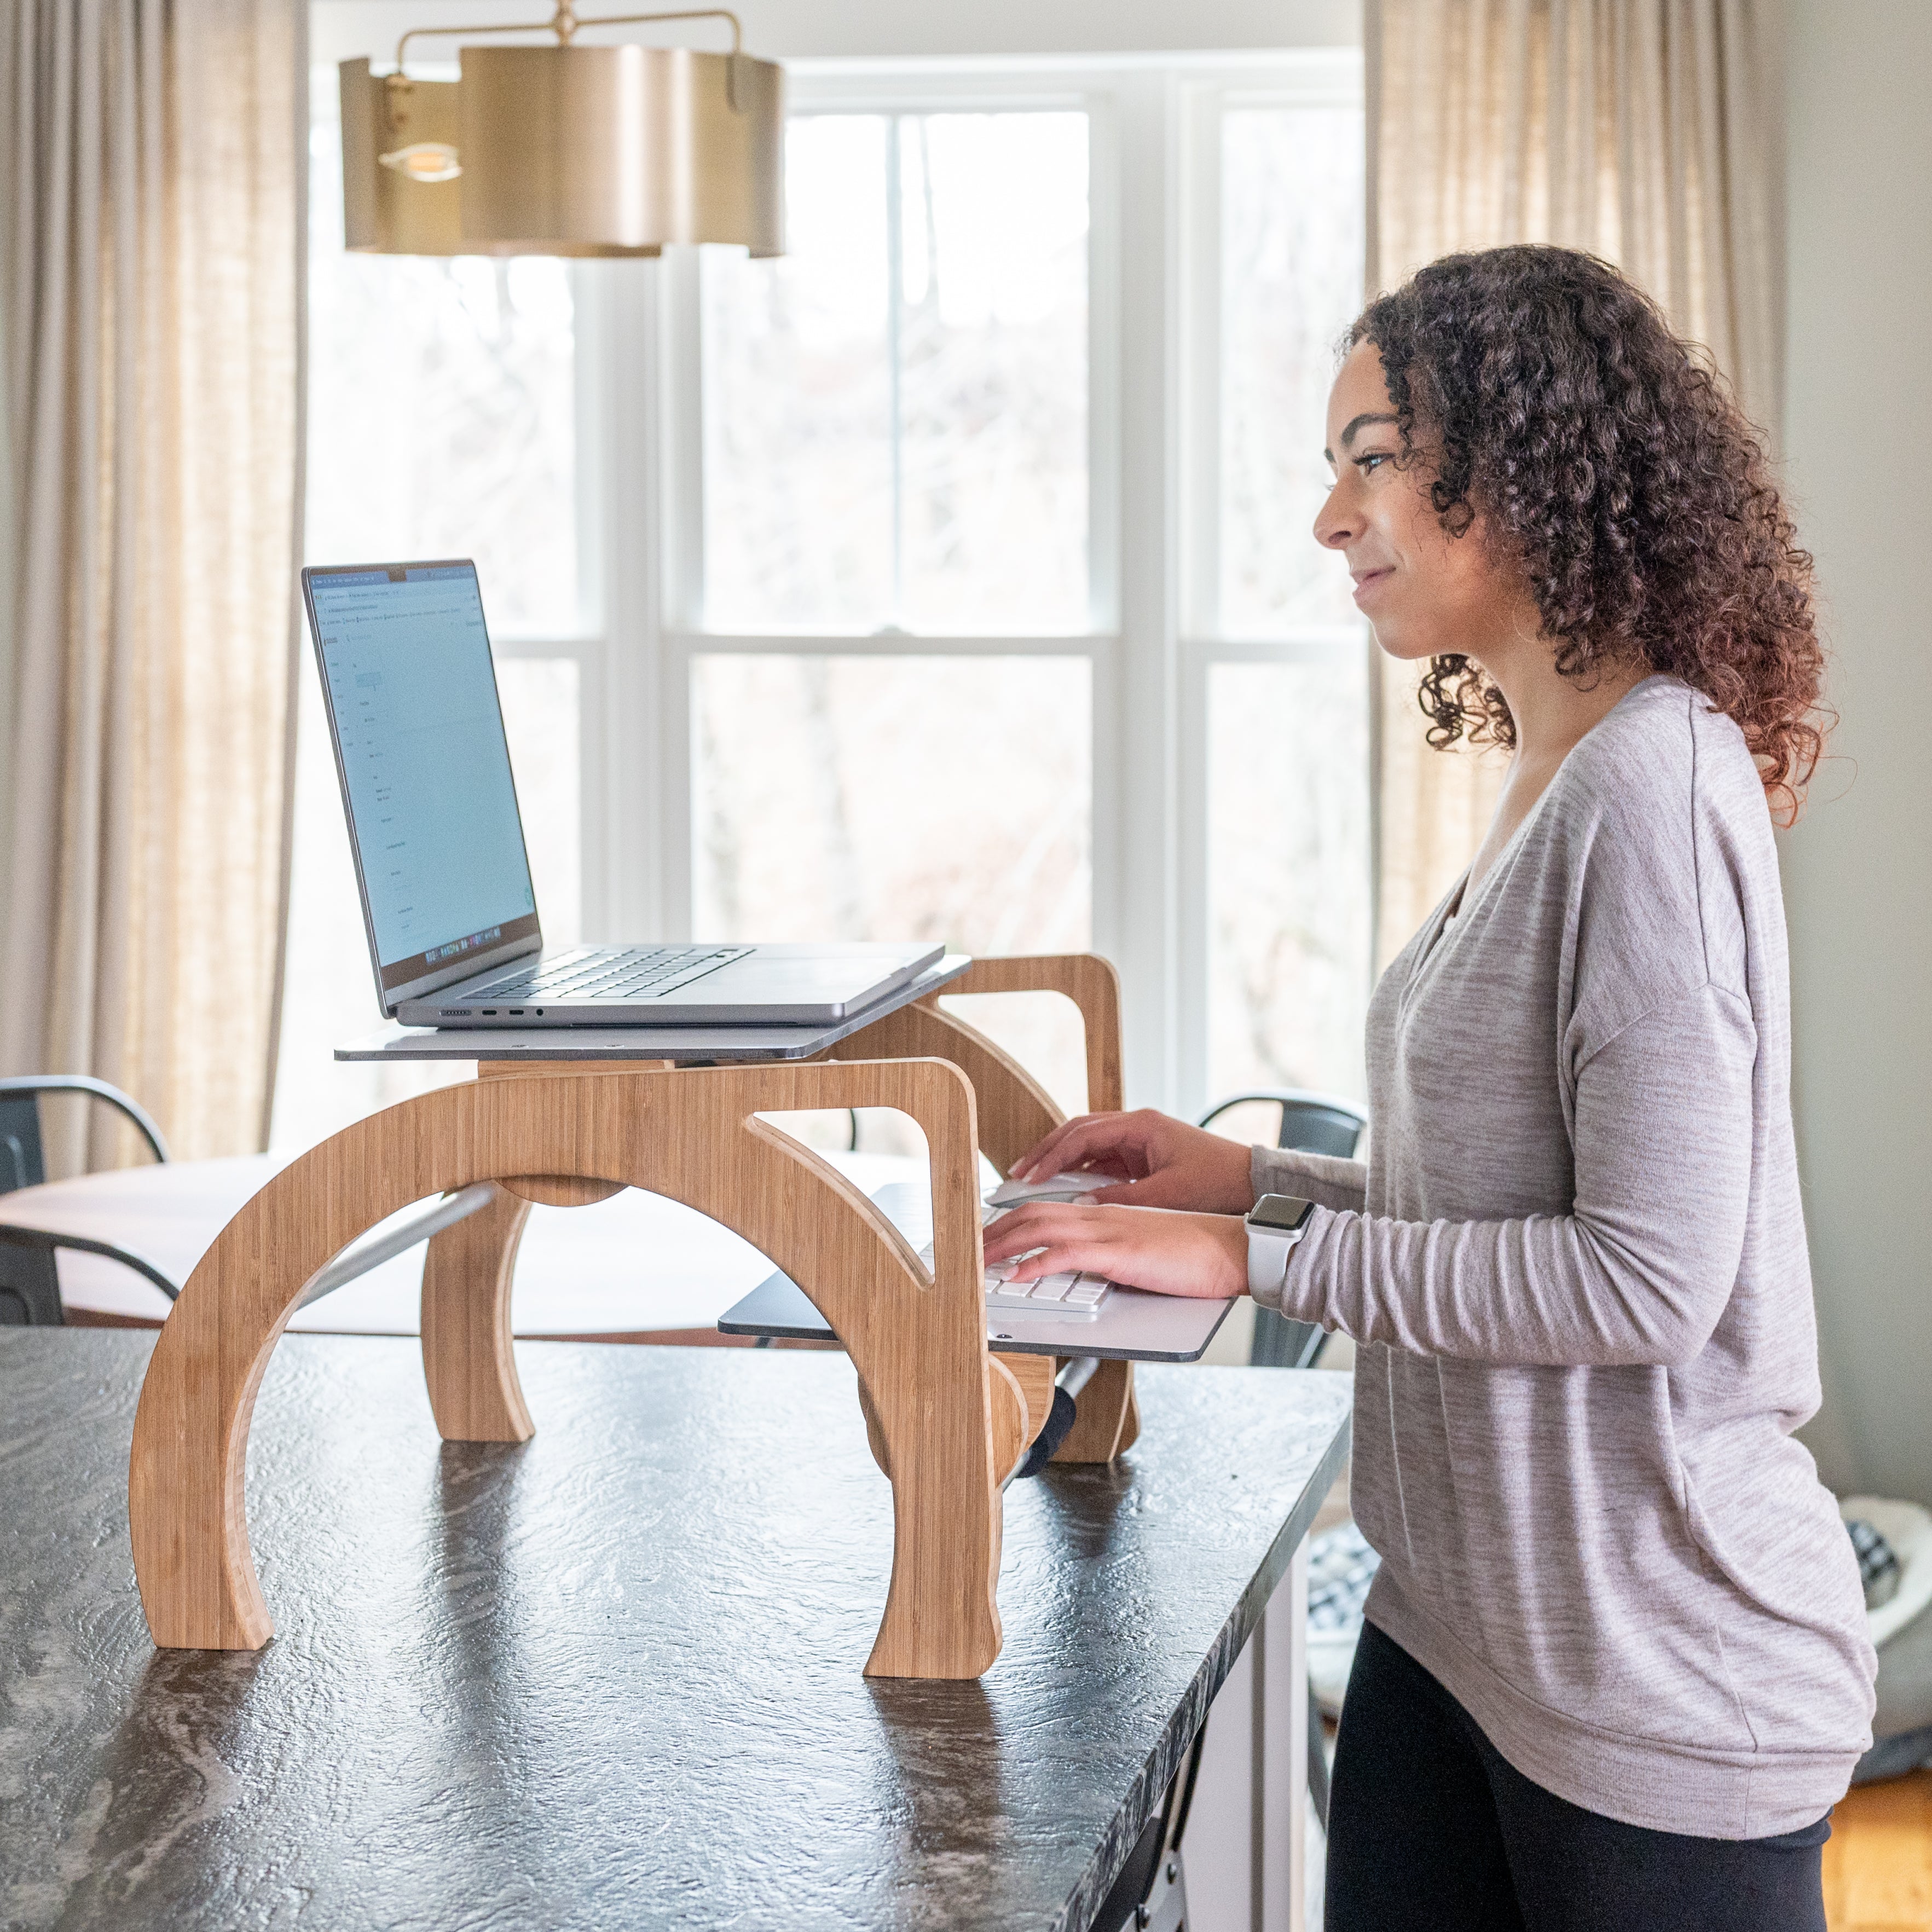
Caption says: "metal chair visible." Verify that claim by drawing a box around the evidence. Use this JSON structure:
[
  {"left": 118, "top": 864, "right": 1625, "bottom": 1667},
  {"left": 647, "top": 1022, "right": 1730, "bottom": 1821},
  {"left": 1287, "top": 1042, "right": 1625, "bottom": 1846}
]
[
  {"left": 1197, "top": 1084, "right": 1368, "bottom": 1835},
  {"left": 0, "top": 1077, "right": 174, "bottom": 1326},
  {"left": 0, "top": 1075, "right": 492, "bottom": 1329}
]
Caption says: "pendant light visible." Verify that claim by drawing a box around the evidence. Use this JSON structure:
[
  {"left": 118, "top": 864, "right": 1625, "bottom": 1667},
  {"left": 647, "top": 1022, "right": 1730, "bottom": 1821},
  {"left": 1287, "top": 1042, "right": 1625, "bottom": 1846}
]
[{"left": 340, "top": 6, "right": 783, "bottom": 257}]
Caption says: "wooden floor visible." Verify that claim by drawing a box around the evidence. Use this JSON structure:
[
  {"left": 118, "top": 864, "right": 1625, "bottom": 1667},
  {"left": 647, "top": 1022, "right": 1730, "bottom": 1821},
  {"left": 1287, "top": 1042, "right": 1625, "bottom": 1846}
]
[{"left": 1826, "top": 1772, "right": 1932, "bottom": 1931}]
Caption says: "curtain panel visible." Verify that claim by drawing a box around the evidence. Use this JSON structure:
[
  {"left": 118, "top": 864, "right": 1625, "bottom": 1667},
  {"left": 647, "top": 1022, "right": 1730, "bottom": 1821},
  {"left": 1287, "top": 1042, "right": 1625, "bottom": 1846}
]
[
  {"left": 1365, "top": 0, "right": 1784, "bottom": 967},
  {"left": 0, "top": 0, "right": 304, "bottom": 1165}
]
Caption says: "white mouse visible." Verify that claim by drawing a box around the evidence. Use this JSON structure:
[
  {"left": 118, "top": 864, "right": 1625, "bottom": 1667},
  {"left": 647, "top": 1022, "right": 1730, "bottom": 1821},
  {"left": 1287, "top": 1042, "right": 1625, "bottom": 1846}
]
[{"left": 984, "top": 1169, "right": 1119, "bottom": 1208}]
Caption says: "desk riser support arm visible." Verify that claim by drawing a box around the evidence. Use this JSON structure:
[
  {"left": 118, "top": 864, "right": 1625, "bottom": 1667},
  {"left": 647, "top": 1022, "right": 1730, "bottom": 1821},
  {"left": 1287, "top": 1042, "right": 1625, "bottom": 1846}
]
[{"left": 826, "top": 953, "right": 1138, "bottom": 1463}]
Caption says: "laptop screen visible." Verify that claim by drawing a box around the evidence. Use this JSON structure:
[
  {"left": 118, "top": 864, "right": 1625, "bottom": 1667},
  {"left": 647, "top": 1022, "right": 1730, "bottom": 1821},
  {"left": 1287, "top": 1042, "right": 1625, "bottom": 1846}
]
[{"left": 305, "top": 562, "right": 540, "bottom": 995}]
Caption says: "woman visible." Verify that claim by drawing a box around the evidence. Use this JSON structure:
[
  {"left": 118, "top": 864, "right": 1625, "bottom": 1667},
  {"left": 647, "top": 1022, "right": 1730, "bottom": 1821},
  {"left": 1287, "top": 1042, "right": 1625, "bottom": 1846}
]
[{"left": 986, "top": 246, "right": 1875, "bottom": 1929}]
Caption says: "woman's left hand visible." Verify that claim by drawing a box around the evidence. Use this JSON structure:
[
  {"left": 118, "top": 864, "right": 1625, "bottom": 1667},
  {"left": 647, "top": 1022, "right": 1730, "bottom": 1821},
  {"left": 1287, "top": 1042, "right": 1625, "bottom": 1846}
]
[{"left": 980, "top": 1201, "right": 1248, "bottom": 1301}]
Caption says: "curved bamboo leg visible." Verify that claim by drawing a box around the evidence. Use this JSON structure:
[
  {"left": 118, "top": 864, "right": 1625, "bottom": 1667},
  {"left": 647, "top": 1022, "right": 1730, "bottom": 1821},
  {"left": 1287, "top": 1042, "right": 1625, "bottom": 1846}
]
[
  {"left": 938, "top": 953, "right": 1124, "bottom": 1112},
  {"left": 130, "top": 1058, "right": 1003, "bottom": 1675},
  {"left": 822, "top": 999, "right": 1059, "bottom": 1181},
  {"left": 420, "top": 1185, "right": 534, "bottom": 1443},
  {"left": 924, "top": 961, "right": 1138, "bottom": 1457},
  {"left": 834, "top": 954, "right": 1137, "bottom": 1462},
  {"left": 1054, "top": 1356, "right": 1140, "bottom": 1462},
  {"left": 480, "top": 1058, "right": 647, "bottom": 1208},
  {"left": 862, "top": 1351, "right": 1052, "bottom": 1486}
]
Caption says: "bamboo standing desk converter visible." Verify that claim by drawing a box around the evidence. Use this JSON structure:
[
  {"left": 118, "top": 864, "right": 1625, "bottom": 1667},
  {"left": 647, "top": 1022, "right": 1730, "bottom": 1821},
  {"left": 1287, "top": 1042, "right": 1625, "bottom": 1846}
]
[{"left": 126, "top": 951, "right": 1196, "bottom": 1680}]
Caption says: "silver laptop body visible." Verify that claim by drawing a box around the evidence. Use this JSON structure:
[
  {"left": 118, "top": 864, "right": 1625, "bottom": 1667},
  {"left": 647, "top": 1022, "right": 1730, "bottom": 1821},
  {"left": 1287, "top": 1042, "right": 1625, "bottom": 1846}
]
[{"left": 302, "top": 560, "right": 942, "bottom": 1028}]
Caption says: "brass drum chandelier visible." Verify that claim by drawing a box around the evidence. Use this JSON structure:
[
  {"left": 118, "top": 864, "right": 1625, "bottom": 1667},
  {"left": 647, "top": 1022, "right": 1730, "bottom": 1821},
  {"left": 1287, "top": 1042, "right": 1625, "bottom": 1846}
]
[{"left": 340, "top": 5, "right": 784, "bottom": 256}]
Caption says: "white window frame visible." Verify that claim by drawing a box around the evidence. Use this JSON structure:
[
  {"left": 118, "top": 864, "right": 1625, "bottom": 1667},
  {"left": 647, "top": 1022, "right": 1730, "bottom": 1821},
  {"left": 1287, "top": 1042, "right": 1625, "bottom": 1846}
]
[
  {"left": 554, "top": 49, "right": 1364, "bottom": 1115},
  {"left": 1173, "top": 66, "right": 1372, "bottom": 1110},
  {"left": 303, "top": 16, "right": 1364, "bottom": 1117}
]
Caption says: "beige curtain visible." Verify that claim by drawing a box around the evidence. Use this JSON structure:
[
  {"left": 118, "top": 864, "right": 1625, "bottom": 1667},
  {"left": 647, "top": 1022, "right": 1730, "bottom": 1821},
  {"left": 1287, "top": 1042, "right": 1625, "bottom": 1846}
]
[
  {"left": 0, "top": 0, "right": 304, "bottom": 1166},
  {"left": 1366, "top": 0, "right": 1784, "bottom": 966}
]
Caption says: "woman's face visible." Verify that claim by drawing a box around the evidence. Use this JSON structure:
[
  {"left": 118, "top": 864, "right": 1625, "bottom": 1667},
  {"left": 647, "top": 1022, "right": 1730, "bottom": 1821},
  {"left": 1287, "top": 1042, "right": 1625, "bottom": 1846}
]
[{"left": 1315, "top": 339, "right": 1534, "bottom": 663}]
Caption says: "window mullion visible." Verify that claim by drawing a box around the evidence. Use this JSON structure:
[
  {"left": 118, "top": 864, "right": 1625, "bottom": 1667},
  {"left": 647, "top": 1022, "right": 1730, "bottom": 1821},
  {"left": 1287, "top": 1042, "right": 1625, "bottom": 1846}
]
[
  {"left": 599, "top": 254, "right": 679, "bottom": 941},
  {"left": 565, "top": 261, "right": 612, "bottom": 941},
  {"left": 1179, "top": 84, "right": 1223, "bottom": 649},
  {"left": 1172, "top": 82, "right": 1224, "bottom": 1117},
  {"left": 884, "top": 114, "right": 906, "bottom": 628},
  {"left": 1110, "top": 70, "right": 1185, "bottom": 1113},
  {"left": 657, "top": 251, "right": 703, "bottom": 935},
  {"left": 1085, "top": 90, "right": 1125, "bottom": 1020}
]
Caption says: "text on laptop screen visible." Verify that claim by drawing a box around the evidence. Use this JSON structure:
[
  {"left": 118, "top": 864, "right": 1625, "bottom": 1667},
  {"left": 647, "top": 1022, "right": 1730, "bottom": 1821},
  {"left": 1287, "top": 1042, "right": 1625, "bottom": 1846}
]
[{"left": 308, "top": 564, "right": 536, "bottom": 984}]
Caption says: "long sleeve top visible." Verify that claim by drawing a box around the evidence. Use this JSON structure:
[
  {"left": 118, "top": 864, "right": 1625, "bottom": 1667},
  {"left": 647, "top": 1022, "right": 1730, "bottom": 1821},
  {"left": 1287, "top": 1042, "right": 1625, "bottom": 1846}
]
[{"left": 1253, "top": 676, "right": 1875, "bottom": 1839}]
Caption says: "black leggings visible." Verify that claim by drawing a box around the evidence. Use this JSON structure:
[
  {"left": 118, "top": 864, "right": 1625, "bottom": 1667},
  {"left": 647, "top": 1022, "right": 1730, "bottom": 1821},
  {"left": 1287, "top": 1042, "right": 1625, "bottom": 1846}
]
[{"left": 1324, "top": 1622, "right": 1831, "bottom": 1931}]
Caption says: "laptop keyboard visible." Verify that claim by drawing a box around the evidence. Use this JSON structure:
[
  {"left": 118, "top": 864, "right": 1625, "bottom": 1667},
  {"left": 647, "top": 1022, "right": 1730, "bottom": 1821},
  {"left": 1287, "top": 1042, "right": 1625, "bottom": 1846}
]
[{"left": 467, "top": 944, "right": 754, "bottom": 1004}]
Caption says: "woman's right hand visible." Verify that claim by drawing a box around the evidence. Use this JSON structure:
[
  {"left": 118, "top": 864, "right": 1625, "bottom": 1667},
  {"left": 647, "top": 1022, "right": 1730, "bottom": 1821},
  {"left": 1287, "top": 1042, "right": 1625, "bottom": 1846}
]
[{"left": 1008, "top": 1108, "right": 1257, "bottom": 1214}]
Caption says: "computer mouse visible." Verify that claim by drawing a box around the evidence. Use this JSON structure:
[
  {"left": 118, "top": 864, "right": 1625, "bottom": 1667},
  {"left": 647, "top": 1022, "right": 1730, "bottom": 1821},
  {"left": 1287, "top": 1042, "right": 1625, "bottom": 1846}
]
[{"left": 984, "top": 1169, "right": 1119, "bottom": 1208}]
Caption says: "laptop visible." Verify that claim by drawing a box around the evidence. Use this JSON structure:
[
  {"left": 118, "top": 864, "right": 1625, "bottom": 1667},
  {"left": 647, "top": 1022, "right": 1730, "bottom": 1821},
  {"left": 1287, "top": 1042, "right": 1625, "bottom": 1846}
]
[{"left": 302, "top": 560, "right": 944, "bottom": 1028}]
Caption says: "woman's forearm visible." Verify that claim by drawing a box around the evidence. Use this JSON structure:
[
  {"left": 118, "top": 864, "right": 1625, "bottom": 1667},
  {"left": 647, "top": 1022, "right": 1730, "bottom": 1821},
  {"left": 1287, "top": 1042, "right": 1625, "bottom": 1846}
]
[
  {"left": 1268, "top": 1199, "right": 1744, "bottom": 1368},
  {"left": 1264, "top": 984, "right": 1756, "bottom": 1370},
  {"left": 1251, "top": 1145, "right": 1368, "bottom": 1215}
]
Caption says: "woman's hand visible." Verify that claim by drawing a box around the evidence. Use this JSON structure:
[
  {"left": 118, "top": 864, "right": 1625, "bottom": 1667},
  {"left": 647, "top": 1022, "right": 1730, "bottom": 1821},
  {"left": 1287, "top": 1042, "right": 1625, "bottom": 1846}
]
[
  {"left": 981, "top": 1201, "right": 1248, "bottom": 1301},
  {"left": 1008, "top": 1108, "right": 1256, "bottom": 1213}
]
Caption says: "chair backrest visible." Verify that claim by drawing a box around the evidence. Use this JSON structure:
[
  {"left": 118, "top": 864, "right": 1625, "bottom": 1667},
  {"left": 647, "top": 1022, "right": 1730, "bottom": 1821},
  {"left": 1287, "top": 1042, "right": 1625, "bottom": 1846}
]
[
  {"left": 0, "top": 1078, "right": 169, "bottom": 1200},
  {"left": 1197, "top": 1087, "right": 1366, "bottom": 1161},
  {"left": 0, "top": 1094, "right": 47, "bottom": 1194},
  {"left": 1275, "top": 1096, "right": 1366, "bottom": 1161},
  {"left": 0, "top": 1079, "right": 171, "bottom": 1325},
  {"left": 1196, "top": 1088, "right": 1367, "bottom": 1370}
]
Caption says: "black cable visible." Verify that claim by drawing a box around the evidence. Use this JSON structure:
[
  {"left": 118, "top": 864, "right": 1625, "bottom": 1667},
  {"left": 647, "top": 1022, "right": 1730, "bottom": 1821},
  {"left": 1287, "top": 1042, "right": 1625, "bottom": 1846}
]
[{"left": 1011, "top": 1385, "right": 1078, "bottom": 1478}]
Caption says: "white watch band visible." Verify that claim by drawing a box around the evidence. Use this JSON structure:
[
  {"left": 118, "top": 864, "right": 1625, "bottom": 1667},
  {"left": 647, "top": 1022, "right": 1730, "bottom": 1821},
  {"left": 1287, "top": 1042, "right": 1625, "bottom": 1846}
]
[{"left": 1245, "top": 1222, "right": 1305, "bottom": 1300}]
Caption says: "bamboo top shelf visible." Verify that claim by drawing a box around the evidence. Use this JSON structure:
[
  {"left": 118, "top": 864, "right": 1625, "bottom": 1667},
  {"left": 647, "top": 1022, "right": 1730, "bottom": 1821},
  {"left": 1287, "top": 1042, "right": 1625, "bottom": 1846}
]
[{"left": 332, "top": 953, "right": 975, "bottom": 1063}]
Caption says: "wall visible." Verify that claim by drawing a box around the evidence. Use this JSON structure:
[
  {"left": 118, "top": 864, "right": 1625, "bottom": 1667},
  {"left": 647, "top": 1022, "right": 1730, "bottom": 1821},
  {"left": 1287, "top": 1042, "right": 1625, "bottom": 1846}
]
[{"left": 1780, "top": 0, "right": 1932, "bottom": 1502}]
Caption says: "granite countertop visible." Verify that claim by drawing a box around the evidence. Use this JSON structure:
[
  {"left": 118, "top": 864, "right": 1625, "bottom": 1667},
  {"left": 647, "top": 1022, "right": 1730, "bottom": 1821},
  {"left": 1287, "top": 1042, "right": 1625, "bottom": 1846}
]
[{"left": 0, "top": 1331, "right": 1349, "bottom": 1931}]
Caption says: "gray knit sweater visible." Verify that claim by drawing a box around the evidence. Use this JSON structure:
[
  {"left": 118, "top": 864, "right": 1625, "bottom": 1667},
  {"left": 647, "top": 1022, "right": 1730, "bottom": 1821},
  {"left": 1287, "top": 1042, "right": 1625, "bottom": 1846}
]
[{"left": 1254, "top": 676, "right": 1875, "bottom": 1838}]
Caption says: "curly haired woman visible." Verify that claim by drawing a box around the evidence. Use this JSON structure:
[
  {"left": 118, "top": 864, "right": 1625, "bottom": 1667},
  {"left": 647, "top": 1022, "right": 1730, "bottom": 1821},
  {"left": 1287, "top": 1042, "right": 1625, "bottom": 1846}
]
[{"left": 986, "top": 246, "right": 1876, "bottom": 1929}]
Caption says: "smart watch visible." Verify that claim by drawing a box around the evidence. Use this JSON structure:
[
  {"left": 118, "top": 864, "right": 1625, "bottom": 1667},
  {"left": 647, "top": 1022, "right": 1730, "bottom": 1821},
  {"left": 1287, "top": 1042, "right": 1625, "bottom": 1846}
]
[{"left": 1244, "top": 1193, "right": 1317, "bottom": 1299}]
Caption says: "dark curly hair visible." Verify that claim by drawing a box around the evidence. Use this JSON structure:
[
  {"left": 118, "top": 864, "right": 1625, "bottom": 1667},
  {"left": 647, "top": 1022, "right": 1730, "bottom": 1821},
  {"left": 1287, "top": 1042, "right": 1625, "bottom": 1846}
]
[{"left": 1349, "top": 245, "right": 1827, "bottom": 820}]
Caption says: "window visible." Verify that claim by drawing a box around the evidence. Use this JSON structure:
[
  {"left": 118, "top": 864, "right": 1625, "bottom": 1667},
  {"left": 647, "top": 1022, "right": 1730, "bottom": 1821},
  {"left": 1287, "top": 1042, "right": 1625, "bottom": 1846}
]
[
  {"left": 277, "top": 30, "right": 1366, "bottom": 1148},
  {"left": 700, "top": 112, "right": 1090, "bottom": 635},
  {"left": 691, "top": 654, "right": 1091, "bottom": 956},
  {"left": 274, "top": 65, "right": 593, "bottom": 1147},
  {"left": 1189, "top": 89, "right": 1370, "bottom": 1106},
  {"left": 1216, "top": 102, "right": 1366, "bottom": 639}
]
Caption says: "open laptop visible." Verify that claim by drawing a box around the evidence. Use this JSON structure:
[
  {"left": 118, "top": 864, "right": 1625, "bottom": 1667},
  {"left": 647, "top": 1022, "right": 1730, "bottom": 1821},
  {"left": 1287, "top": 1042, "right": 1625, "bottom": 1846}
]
[{"left": 302, "top": 560, "right": 943, "bottom": 1028}]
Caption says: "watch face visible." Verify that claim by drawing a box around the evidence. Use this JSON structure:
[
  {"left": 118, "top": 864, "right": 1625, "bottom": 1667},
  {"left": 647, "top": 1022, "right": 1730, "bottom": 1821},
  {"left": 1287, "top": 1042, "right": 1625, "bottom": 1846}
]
[{"left": 1250, "top": 1193, "right": 1315, "bottom": 1233}]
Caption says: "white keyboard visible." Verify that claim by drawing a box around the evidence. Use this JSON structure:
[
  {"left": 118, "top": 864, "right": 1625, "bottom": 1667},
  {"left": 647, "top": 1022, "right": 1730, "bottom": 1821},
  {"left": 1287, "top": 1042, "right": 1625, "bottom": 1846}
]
[
  {"left": 907, "top": 1185, "right": 1113, "bottom": 1321},
  {"left": 985, "top": 1251, "right": 1113, "bottom": 1317},
  {"left": 913, "top": 1229, "right": 1111, "bottom": 1320},
  {"left": 873, "top": 1174, "right": 1117, "bottom": 1322}
]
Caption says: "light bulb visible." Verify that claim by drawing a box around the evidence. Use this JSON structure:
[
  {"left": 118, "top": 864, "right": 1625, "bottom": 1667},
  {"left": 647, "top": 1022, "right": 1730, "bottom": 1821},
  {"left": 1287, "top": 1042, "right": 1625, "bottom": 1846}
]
[{"left": 378, "top": 142, "right": 462, "bottom": 184}]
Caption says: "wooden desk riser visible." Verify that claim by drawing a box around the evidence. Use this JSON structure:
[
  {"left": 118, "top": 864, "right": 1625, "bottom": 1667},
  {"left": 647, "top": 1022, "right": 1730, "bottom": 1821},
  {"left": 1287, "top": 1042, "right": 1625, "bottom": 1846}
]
[{"left": 128, "top": 955, "right": 1139, "bottom": 1680}]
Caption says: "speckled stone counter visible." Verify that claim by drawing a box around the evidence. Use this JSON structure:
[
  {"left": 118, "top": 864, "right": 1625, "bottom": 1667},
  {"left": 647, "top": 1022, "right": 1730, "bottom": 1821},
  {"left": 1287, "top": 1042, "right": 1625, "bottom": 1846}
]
[{"left": 0, "top": 1330, "right": 1349, "bottom": 1931}]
